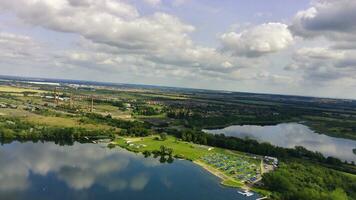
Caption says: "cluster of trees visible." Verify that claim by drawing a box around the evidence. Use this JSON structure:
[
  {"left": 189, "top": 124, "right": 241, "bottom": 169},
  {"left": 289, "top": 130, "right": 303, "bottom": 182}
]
[
  {"left": 185, "top": 114, "right": 290, "bottom": 128},
  {"left": 92, "top": 99, "right": 126, "bottom": 110},
  {"left": 165, "top": 106, "right": 290, "bottom": 128},
  {"left": 0, "top": 118, "right": 33, "bottom": 141},
  {"left": 180, "top": 129, "right": 207, "bottom": 144},
  {"left": 32, "top": 108, "right": 67, "bottom": 117},
  {"left": 122, "top": 126, "right": 151, "bottom": 136},
  {"left": 306, "top": 119, "right": 356, "bottom": 140},
  {"left": 143, "top": 145, "right": 174, "bottom": 163},
  {"left": 0, "top": 111, "right": 155, "bottom": 144},
  {"left": 133, "top": 105, "right": 161, "bottom": 116},
  {"left": 159, "top": 132, "right": 167, "bottom": 140},
  {"left": 0, "top": 117, "right": 115, "bottom": 145},
  {"left": 82, "top": 113, "right": 152, "bottom": 136},
  {"left": 166, "top": 109, "right": 192, "bottom": 119},
  {"left": 262, "top": 161, "right": 356, "bottom": 200}
]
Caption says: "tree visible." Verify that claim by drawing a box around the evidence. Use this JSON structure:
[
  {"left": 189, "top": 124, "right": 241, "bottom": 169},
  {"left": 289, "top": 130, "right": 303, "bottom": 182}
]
[
  {"left": 160, "top": 132, "right": 167, "bottom": 141},
  {"left": 166, "top": 147, "right": 173, "bottom": 156},
  {"left": 330, "top": 188, "right": 348, "bottom": 200},
  {"left": 160, "top": 145, "right": 166, "bottom": 154}
]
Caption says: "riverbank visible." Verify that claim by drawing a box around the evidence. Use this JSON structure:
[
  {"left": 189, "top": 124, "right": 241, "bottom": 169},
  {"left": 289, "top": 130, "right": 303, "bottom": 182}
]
[{"left": 193, "top": 160, "right": 246, "bottom": 189}]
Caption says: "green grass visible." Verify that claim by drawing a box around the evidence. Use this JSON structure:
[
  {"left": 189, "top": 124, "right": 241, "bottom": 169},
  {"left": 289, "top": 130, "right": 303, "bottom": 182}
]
[
  {"left": 221, "top": 179, "right": 244, "bottom": 188},
  {"left": 116, "top": 135, "right": 209, "bottom": 160},
  {"left": 0, "top": 86, "right": 45, "bottom": 93},
  {"left": 25, "top": 113, "right": 116, "bottom": 130},
  {"left": 303, "top": 115, "right": 356, "bottom": 140},
  {"left": 94, "top": 104, "right": 133, "bottom": 120},
  {"left": 304, "top": 115, "right": 356, "bottom": 123},
  {"left": 135, "top": 113, "right": 167, "bottom": 119}
]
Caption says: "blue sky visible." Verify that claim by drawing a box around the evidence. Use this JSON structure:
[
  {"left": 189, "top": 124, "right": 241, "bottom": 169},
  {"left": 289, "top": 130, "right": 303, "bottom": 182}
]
[{"left": 1, "top": 0, "right": 356, "bottom": 99}]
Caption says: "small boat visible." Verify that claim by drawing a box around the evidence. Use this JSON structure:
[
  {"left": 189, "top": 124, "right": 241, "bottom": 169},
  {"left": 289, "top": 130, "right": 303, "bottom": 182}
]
[{"left": 238, "top": 190, "right": 254, "bottom": 197}]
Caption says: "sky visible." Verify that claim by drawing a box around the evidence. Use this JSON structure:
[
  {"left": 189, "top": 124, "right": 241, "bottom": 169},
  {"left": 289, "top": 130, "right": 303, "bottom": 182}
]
[{"left": 1, "top": 0, "right": 356, "bottom": 99}]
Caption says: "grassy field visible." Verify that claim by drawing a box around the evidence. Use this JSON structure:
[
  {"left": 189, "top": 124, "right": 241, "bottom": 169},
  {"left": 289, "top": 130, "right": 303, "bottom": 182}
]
[
  {"left": 115, "top": 135, "right": 208, "bottom": 160},
  {"left": 0, "top": 105, "right": 114, "bottom": 131},
  {"left": 94, "top": 104, "right": 132, "bottom": 120},
  {"left": 0, "top": 85, "right": 45, "bottom": 93},
  {"left": 139, "top": 93, "right": 189, "bottom": 100},
  {"left": 26, "top": 114, "right": 116, "bottom": 130}
]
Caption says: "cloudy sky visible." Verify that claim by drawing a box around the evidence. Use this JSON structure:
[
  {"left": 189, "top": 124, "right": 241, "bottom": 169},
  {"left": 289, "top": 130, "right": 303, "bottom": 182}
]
[{"left": 1, "top": 0, "right": 356, "bottom": 99}]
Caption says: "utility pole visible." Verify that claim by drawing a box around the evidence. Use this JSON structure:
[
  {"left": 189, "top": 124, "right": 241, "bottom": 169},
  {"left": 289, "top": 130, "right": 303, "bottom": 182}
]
[
  {"left": 69, "top": 93, "right": 73, "bottom": 108},
  {"left": 90, "top": 95, "right": 94, "bottom": 112},
  {"left": 54, "top": 88, "right": 59, "bottom": 106}
]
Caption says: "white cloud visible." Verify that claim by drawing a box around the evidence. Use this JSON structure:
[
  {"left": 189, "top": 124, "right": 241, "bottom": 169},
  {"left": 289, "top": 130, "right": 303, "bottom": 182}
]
[
  {"left": 295, "top": 47, "right": 346, "bottom": 60},
  {"left": 286, "top": 47, "right": 356, "bottom": 85},
  {"left": 172, "top": 0, "right": 190, "bottom": 7},
  {"left": 290, "top": 0, "right": 356, "bottom": 42},
  {"left": 0, "top": 0, "right": 193, "bottom": 52},
  {"left": 129, "top": 173, "right": 150, "bottom": 190},
  {"left": 255, "top": 71, "right": 295, "bottom": 84},
  {"left": 0, "top": 0, "right": 301, "bottom": 88},
  {"left": 143, "top": 0, "right": 161, "bottom": 6},
  {"left": 0, "top": 0, "right": 248, "bottom": 78},
  {"left": 0, "top": 32, "right": 40, "bottom": 60},
  {"left": 221, "top": 23, "right": 294, "bottom": 57},
  {"left": 285, "top": 0, "right": 356, "bottom": 90}
]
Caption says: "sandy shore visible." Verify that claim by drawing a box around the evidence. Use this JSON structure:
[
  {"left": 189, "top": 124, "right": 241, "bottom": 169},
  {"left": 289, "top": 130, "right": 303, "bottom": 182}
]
[{"left": 194, "top": 160, "right": 249, "bottom": 190}]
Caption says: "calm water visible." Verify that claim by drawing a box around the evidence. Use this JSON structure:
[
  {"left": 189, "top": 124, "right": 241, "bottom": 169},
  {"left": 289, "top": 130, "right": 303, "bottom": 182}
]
[
  {"left": 205, "top": 123, "right": 356, "bottom": 163},
  {"left": 0, "top": 142, "right": 257, "bottom": 200}
]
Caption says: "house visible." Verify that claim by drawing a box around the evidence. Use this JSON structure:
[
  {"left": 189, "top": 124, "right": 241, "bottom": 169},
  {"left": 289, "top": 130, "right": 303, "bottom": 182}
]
[
  {"left": 44, "top": 96, "right": 55, "bottom": 99},
  {"left": 264, "top": 156, "right": 279, "bottom": 166}
]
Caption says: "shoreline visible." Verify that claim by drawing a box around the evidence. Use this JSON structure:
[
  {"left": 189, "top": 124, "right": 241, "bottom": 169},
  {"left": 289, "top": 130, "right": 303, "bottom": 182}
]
[{"left": 193, "top": 160, "right": 249, "bottom": 190}]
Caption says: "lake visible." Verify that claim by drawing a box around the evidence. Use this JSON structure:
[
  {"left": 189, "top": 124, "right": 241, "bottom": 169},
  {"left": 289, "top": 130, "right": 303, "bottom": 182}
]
[
  {"left": 204, "top": 123, "right": 356, "bottom": 163},
  {"left": 0, "top": 142, "right": 257, "bottom": 200}
]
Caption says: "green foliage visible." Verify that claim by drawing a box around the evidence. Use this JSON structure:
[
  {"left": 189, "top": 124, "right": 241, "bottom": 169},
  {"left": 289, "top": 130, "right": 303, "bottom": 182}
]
[
  {"left": 0, "top": 117, "right": 114, "bottom": 144},
  {"left": 133, "top": 105, "right": 160, "bottom": 116},
  {"left": 149, "top": 145, "right": 174, "bottom": 163},
  {"left": 330, "top": 188, "right": 349, "bottom": 200},
  {"left": 159, "top": 132, "right": 167, "bottom": 140},
  {"left": 178, "top": 129, "right": 208, "bottom": 145},
  {"left": 82, "top": 113, "right": 152, "bottom": 136},
  {"left": 262, "top": 162, "right": 356, "bottom": 200}
]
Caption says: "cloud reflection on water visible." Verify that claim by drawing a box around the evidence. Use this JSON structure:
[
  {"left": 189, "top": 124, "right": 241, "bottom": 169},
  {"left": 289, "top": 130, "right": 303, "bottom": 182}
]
[{"left": 0, "top": 142, "right": 159, "bottom": 192}]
